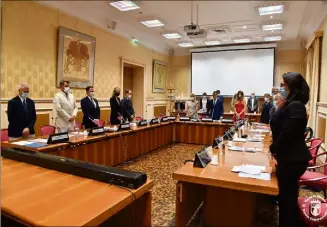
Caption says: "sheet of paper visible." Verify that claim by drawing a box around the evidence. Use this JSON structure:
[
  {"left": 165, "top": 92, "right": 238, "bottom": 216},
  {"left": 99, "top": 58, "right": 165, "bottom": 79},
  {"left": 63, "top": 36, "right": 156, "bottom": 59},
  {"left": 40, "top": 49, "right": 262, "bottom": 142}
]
[
  {"left": 245, "top": 147, "right": 263, "bottom": 153},
  {"left": 238, "top": 172, "right": 271, "bottom": 181},
  {"left": 239, "top": 165, "right": 262, "bottom": 175},
  {"left": 231, "top": 166, "right": 241, "bottom": 172},
  {"left": 29, "top": 138, "right": 48, "bottom": 143},
  {"left": 11, "top": 141, "right": 34, "bottom": 145}
]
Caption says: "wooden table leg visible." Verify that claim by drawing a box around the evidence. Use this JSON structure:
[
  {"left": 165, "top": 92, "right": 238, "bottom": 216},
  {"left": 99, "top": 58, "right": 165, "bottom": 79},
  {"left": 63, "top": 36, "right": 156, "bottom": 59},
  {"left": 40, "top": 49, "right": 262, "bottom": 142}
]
[
  {"left": 175, "top": 182, "right": 205, "bottom": 227},
  {"left": 203, "top": 186, "right": 256, "bottom": 227}
]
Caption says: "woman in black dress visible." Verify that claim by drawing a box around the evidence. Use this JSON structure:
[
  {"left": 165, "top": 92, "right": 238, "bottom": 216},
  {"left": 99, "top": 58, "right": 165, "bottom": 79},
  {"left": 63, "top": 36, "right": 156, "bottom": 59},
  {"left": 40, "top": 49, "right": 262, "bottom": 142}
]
[
  {"left": 109, "top": 87, "right": 122, "bottom": 125},
  {"left": 269, "top": 72, "right": 311, "bottom": 227}
]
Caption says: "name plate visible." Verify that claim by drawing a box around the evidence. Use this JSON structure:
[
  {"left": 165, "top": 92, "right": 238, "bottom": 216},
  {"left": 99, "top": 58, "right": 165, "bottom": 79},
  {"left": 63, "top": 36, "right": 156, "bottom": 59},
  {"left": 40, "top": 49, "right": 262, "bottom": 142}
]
[
  {"left": 138, "top": 120, "right": 148, "bottom": 127},
  {"left": 202, "top": 118, "right": 213, "bottom": 122},
  {"left": 180, "top": 117, "right": 190, "bottom": 121},
  {"left": 150, "top": 118, "right": 159, "bottom": 125},
  {"left": 47, "top": 132, "right": 69, "bottom": 144},
  {"left": 89, "top": 127, "right": 105, "bottom": 136},
  {"left": 222, "top": 119, "right": 233, "bottom": 123},
  {"left": 167, "top": 116, "right": 176, "bottom": 121},
  {"left": 161, "top": 117, "right": 168, "bottom": 122},
  {"left": 118, "top": 123, "right": 131, "bottom": 131}
]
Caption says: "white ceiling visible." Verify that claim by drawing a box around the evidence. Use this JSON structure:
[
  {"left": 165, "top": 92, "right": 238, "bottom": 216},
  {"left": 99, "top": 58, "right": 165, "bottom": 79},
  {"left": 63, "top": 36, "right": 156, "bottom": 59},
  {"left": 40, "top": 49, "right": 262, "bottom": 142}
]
[{"left": 41, "top": 1, "right": 327, "bottom": 55}]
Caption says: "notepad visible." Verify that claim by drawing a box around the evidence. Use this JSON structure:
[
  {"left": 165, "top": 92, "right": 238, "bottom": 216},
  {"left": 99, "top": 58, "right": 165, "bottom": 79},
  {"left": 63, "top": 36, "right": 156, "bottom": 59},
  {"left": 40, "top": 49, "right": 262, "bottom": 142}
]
[
  {"left": 228, "top": 146, "right": 244, "bottom": 151},
  {"left": 29, "top": 138, "right": 48, "bottom": 143},
  {"left": 11, "top": 141, "right": 34, "bottom": 146},
  {"left": 232, "top": 165, "right": 265, "bottom": 174},
  {"left": 22, "top": 142, "right": 48, "bottom": 148}
]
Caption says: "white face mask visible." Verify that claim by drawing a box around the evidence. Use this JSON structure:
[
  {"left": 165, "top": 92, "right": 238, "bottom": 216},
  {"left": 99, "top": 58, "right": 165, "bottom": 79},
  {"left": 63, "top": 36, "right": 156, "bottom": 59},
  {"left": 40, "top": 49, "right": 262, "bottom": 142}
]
[
  {"left": 191, "top": 97, "right": 195, "bottom": 101},
  {"left": 128, "top": 95, "right": 132, "bottom": 99},
  {"left": 203, "top": 96, "right": 207, "bottom": 99},
  {"left": 89, "top": 92, "right": 95, "bottom": 98},
  {"left": 64, "top": 87, "right": 70, "bottom": 93},
  {"left": 264, "top": 98, "right": 268, "bottom": 102},
  {"left": 21, "top": 92, "right": 29, "bottom": 99}
]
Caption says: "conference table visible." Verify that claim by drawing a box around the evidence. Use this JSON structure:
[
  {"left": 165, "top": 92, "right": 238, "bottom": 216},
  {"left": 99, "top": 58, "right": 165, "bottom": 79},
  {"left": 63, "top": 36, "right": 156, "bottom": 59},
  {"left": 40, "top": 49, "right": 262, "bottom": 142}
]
[
  {"left": 173, "top": 127, "right": 279, "bottom": 227},
  {"left": 1, "top": 158, "right": 153, "bottom": 226},
  {"left": 1, "top": 121, "right": 232, "bottom": 167}
]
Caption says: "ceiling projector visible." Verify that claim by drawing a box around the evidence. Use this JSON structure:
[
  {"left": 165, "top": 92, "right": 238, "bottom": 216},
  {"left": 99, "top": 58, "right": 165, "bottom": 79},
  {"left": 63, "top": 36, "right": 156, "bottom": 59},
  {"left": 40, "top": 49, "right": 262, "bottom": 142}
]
[{"left": 184, "top": 24, "right": 201, "bottom": 33}]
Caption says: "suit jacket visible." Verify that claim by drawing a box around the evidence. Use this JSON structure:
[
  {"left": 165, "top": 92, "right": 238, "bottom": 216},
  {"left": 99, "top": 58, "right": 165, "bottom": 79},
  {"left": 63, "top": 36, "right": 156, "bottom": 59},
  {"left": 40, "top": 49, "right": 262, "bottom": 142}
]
[
  {"left": 110, "top": 96, "right": 121, "bottom": 125},
  {"left": 53, "top": 91, "right": 78, "bottom": 132},
  {"left": 260, "top": 101, "right": 273, "bottom": 124},
  {"left": 7, "top": 96, "right": 36, "bottom": 137},
  {"left": 208, "top": 98, "right": 224, "bottom": 120},
  {"left": 218, "top": 95, "right": 224, "bottom": 102},
  {"left": 270, "top": 101, "right": 311, "bottom": 163},
  {"left": 247, "top": 97, "right": 258, "bottom": 113},
  {"left": 121, "top": 98, "right": 135, "bottom": 122},
  {"left": 81, "top": 96, "right": 100, "bottom": 129}
]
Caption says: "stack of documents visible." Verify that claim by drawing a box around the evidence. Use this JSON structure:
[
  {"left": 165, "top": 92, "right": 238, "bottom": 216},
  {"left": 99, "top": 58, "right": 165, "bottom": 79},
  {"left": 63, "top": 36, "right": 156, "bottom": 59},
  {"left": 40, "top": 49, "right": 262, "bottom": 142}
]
[
  {"left": 231, "top": 164, "right": 271, "bottom": 181},
  {"left": 11, "top": 140, "right": 48, "bottom": 148}
]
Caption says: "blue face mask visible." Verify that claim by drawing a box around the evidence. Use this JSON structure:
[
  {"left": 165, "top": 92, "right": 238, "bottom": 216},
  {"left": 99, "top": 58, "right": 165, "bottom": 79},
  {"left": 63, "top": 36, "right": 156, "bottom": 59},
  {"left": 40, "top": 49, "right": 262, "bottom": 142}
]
[
  {"left": 279, "top": 87, "right": 288, "bottom": 99},
  {"left": 273, "top": 101, "right": 278, "bottom": 109}
]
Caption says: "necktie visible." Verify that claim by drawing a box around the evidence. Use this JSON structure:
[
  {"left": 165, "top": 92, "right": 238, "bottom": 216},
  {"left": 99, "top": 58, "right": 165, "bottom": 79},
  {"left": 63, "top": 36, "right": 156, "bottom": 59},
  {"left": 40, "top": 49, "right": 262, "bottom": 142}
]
[
  {"left": 23, "top": 99, "right": 28, "bottom": 113},
  {"left": 91, "top": 98, "right": 96, "bottom": 108}
]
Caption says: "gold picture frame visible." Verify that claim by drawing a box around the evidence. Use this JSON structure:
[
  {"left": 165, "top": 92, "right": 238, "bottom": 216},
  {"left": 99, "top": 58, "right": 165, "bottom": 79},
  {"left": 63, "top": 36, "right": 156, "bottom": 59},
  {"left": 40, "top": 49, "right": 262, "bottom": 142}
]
[
  {"left": 57, "top": 27, "right": 96, "bottom": 88},
  {"left": 152, "top": 60, "right": 167, "bottom": 93}
]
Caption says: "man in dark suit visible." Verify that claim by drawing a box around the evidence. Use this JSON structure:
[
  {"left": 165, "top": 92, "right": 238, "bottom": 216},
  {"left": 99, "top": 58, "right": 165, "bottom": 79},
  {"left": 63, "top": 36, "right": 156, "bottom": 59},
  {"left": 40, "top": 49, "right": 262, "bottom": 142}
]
[
  {"left": 81, "top": 86, "right": 100, "bottom": 129},
  {"left": 7, "top": 83, "right": 36, "bottom": 140},
  {"left": 261, "top": 93, "right": 273, "bottom": 124},
  {"left": 247, "top": 92, "right": 258, "bottom": 113},
  {"left": 208, "top": 91, "right": 224, "bottom": 120},
  {"left": 216, "top": 90, "right": 224, "bottom": 103},
  {"left": 121, "top": 89, "right": 135, "bottom": 122}
]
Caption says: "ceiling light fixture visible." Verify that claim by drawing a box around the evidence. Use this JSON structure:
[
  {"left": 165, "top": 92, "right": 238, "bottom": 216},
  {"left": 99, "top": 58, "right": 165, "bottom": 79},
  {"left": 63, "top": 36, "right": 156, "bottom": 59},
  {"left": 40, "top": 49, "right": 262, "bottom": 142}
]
[
  {"left": 140, "top": 18, "right": 165, "bottom": 27},
  {"left": 204, "top": 40, "right": 221, "bottom": 45},
  {"left": 243, "top": 26, "right": 247, "bottom": 29},
  {"left": 161, "top": 31, "right": 182, "bottom": 39},
  {"left": 262, "top": 23, "right": 283, "bottom": 31},
  {"left": 177, "top": 41, "right": 194, "bottom": 47},
  {"left": 264, "top": 36, "right": 281, "bottom": 41},
  {"left": 233, "top": 38, "right": 251, "bottom": 43},
  {"left": 258, "top": 5, "right": 284, "bottom": 16},
  {"left": 109, "top": 1, "right": 140, "bottom": 11}
]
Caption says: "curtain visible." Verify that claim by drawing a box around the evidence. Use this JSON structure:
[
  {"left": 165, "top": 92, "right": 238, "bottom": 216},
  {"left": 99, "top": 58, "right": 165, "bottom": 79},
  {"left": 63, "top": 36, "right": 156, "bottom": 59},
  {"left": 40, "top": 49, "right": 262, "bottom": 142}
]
[{"left": 307, "top": 38, "right": 321, "bottom": 130}]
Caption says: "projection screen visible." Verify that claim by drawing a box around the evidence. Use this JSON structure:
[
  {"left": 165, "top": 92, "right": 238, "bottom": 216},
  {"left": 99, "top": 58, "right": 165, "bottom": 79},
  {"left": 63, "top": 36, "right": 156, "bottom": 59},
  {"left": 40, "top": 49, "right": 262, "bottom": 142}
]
[{"left": 191, "top": 48, "right": 275, "bottom": 96}]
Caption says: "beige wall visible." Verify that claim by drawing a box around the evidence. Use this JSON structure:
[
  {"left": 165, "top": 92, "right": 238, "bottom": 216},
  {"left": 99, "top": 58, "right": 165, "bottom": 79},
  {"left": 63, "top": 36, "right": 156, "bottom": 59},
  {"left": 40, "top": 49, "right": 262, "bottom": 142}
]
[
  {"left": 1, "top": 1, "right": 170, "bottom": 128},
  {"left": 319, "top": 16, "right": 327, "bottom": 102},
  {"left": 169, "top": 49, "right": 305, "bottom": 97},
  {"left": 1, "top": 1, "right": 169, "bottom": 100}
]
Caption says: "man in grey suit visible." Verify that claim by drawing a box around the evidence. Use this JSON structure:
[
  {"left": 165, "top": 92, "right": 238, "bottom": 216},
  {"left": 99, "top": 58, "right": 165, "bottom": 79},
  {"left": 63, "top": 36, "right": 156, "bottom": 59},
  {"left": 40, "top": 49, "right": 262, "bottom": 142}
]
[{"left": 247, "top": 92, "right": 258, "bottom": 113}]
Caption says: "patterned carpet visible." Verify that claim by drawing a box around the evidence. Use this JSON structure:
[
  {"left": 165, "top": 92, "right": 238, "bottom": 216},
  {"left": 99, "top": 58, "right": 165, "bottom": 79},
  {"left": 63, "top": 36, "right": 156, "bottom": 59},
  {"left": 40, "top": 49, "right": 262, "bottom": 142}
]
[{"left": 118, "top": 143, "right": 323, "bottom": 227}]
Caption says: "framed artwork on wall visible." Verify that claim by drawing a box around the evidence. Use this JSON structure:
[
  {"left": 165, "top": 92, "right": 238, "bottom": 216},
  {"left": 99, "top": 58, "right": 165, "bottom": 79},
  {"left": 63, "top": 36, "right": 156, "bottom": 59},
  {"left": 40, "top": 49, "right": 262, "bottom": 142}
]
[
  {"left": 152, "top": 59, "right": 167, "bottom": 93},
  {"left": 57, "top": 26, "right": 96, "bottom": 89}
]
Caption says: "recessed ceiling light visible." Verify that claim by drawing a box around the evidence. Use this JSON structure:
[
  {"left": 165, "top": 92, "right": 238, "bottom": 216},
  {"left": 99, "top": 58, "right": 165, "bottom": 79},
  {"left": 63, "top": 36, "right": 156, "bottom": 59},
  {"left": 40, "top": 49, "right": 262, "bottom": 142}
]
[
  {"left": 140, "top": 19, "right": 165, "bottom": 27},
  {"left": 258, "top": 5, "right": 284, "bottom": 16},
  {"left": 204, "top": 40, "right": 221, "bottom": 45},
  {"left": 233, "top": 38, "right": 251, "bottom": 43},
  {"left": 162, "top": 32, "right": 182, "bottom": 39},
  {"left": 109, "top": 1, "right": 140, "bottom": 11},
  {"left": 270, "top": 16, "right": 273, "bottom": 19},
  {"left": 262, "top": 23, "right": 283, "bottom": 31},
  {"left": 243, "top": 26, "right": 247, "bottom": 29},
  {"left": 178, "top": 43, "right": 194, "bottom": 47},
  {"left": 264, "top": 36, "right": 281, "bottom": 41}
]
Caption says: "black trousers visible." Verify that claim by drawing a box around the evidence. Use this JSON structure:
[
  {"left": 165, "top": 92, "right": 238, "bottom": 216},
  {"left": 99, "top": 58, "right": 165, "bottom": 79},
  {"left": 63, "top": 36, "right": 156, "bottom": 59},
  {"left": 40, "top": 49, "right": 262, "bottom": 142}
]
[{"left": 276, "top": 161, "right": 308, "bottom": 227}]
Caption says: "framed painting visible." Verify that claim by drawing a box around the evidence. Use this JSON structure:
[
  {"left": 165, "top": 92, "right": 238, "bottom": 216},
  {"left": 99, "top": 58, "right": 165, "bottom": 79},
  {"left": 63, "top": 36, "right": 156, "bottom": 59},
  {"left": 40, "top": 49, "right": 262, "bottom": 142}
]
[
  {"left": 152, "top": 60, "right": 167, "bottom": 93},
  {"left": 57, "top": 27, "right": 96, "bottom": 89}
]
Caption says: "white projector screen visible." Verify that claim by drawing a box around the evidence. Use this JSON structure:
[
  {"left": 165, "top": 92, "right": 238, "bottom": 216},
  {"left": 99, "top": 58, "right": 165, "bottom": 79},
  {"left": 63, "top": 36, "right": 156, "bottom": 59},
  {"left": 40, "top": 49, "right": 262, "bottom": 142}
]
[{"left": 191, "top": 48, "right": 275, "bottom": 96}]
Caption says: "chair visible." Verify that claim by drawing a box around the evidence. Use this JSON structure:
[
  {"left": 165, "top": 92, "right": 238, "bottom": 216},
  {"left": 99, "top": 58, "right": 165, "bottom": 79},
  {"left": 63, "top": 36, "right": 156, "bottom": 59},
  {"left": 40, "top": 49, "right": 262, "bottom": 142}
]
[
  {"left": 136, "top": 116, "right": 143, "bottom": 121},
  {"left": 74, "top": 121, "right": 83, "bottom": 131},
  {"left": 304, "top": 127, "right": 314, "bottom": 142},
  {"left": 97, "top": 120, "right": 105, "bottom": 127},
  {"left": 40, "top": 125, "right": 56, "bottom": 136},
  {"left": 1, "top": 129, "right": 9, "bottom": 142},
  {"left": 306, "top": 138, "right": 323, "bottom": 168},
  {"left": 298, "top": 150, "right": 327, "bottom": 197}
]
